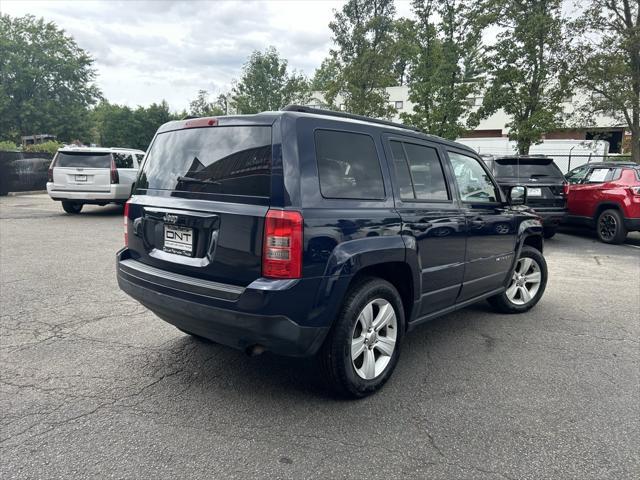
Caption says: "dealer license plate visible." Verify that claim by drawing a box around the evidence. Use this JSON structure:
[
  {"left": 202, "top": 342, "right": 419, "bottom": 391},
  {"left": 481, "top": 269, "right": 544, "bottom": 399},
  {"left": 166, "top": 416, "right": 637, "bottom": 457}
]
[{"left": 163, "top": 225, "right": 193, "bottom": 256}]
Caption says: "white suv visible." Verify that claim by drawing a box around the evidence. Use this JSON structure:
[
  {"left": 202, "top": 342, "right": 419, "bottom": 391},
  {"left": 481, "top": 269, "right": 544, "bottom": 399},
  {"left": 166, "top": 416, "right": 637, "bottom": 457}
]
[{"left": 46, "top": 147, "right": 145, "bottom": 214}]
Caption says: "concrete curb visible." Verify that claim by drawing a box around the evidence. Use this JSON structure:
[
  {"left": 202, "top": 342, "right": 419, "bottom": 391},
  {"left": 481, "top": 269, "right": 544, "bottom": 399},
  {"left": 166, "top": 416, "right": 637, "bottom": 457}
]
[{"left": 6, "top": 190, "right": 47, "bottom": 196}]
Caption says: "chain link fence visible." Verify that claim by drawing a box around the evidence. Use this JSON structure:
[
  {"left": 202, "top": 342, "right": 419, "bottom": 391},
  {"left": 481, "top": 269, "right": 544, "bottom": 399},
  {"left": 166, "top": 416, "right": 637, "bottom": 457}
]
[
  {"left": 549, "top": 154, "right": 634, "bottom": 173},
  {"left": 0, "top": 151, "right": 53, "bottom": 195}
]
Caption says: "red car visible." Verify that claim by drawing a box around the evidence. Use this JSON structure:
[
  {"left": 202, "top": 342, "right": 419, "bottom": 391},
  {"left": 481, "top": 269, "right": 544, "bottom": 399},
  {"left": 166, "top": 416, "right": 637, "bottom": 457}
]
[{"left": 565, "top": 162, "right": 640, "bottom": 243}]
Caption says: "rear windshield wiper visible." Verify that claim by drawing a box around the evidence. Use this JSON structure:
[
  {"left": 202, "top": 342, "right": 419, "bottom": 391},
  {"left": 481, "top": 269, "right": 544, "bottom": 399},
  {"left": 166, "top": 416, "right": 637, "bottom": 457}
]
[
  {"left": 176, "top": 176, "right": 221, "bottom": 185},
  {"left": 529, "top": 174, "right": 552, "bottom": 178}
]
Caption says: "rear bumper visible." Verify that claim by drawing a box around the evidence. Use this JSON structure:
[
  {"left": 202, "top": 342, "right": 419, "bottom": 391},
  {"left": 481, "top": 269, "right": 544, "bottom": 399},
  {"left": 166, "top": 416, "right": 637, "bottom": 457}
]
[
  {"left": 624, "top": 218, "right": 640, "bottom": 231},
  {"left": 47, "top": 182, "right": 131, "bottom": 202},
  {"left": 530, "top": 207, "right": 567, "bottom": 227},
  {"left": 116, "top": 249, "right": 331, "bottom": 357}
]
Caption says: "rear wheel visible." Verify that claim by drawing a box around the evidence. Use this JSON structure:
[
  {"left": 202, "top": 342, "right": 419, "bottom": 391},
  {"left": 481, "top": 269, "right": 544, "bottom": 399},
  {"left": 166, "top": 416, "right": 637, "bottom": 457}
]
[
  {"left": 488, "top": 246, "right": 547, "bottom": 314},
  {"left": 319, "top": 277, "right": 404, "bottom": 398},
  {"left": 62, "top": 201, "right": 83, "bottom": 214},
  {"left": 596, "top": 209, "right": 627, "bottom": 244},
  {"left": 543, "top": 227, "right": 557, "bottom": 239}
]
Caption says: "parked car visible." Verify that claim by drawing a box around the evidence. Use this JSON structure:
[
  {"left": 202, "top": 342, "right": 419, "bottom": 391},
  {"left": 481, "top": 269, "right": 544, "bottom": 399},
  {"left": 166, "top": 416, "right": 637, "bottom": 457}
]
[
  {"left": 564, "top": 161, "right": 640, "bottom": 243},
  {"left": 116, "top": 106, "right": 547, "bottom": 397},
  {"left": 46, "top": 146, "right": 145, "bottom": 214},
  {"left": 483, "top": 155, "right": 567, "bottom": 239}
]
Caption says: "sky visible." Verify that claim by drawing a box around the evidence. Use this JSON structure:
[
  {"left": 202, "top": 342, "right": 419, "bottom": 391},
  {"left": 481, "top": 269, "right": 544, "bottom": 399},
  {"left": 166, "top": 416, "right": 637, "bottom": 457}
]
[{"left": 1, "top": 0, "right": 413, "bottom": 112}]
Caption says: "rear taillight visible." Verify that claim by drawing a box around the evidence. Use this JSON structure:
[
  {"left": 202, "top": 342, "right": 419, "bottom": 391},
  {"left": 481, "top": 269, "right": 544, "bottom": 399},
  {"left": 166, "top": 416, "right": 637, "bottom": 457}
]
[
  {"left": 47, "top": 156, "right": 57, "bottom": 182},
  {"left": 262, "top": 209, "right": 303, "bottom": 279},
  {"left": 110, "top": 157, "right": 119, "bottom": 184},
  {"left": 124, "top": 201, "right": 130, "bottom": 246},
  {"left": 563, "top": 182, "right": 569, "bottom": 196}
]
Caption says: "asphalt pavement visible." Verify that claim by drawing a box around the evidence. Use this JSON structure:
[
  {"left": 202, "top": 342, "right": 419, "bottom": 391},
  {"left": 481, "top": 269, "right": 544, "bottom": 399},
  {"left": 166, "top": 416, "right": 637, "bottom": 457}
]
[{"left": 1, "top": 194, "right": 639, "bottom": 479}]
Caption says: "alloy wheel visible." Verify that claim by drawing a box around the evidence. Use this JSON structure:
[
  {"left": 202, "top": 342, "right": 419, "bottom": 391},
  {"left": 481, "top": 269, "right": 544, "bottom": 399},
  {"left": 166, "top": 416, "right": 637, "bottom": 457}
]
[
  {"left": 506, "top": 257, "right": 542, "bottom": 306},
  {"left": 599, "top": 214, "right": 617, "bottom": 241},
  {"left": 351, "top": 298, "right": 398, "bottom": 380}
]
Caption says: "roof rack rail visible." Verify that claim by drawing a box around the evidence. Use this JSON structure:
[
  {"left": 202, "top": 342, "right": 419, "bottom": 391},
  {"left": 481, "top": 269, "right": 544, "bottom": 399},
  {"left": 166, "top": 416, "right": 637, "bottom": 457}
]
[{"left": 282, "top": 105, "right": 421, "bottom": 133}]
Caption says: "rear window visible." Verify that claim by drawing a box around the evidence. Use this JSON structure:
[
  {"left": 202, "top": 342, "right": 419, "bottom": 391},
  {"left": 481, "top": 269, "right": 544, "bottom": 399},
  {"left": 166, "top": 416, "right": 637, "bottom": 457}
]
[
  {"left": 494, "top": 158, "right": 564, "bottom": 179},
  {"left": 137, "top": 126, "right": 272, "bottom": 197},
  {"left": 315, "top": 130, "right": 384, "bottom": 200},
  {"left": 55, "top": 152, "right": 111, "bottom": 168}
]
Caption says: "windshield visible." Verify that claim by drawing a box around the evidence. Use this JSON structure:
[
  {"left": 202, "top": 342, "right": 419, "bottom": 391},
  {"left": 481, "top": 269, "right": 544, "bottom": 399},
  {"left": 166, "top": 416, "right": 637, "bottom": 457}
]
[
  {"left": 55, "top": 152, "right": 112, "bottom": 168},
  {"left": 137, "top": 126, "right": 272, "bottom": 197},
  {"left": 494, "top": 159, "right": 564, "bottom": 179}
]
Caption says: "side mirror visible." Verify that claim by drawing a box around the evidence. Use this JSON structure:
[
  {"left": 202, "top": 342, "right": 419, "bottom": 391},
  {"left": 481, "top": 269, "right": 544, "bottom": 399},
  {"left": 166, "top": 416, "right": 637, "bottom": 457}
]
[{"left": 508, "top": 185, "right": 527, "bottom": 206}]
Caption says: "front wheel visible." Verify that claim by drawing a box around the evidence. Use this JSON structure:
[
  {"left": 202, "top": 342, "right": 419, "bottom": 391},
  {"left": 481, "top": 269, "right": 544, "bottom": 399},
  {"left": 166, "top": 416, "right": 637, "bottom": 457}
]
[
  {"left": 596, "top": 209, "right": 627, "bottom": 244},
  {"left": 488, "top": 246, "right": 547, "bottom": 314},
  {"left": 319, "top": 277, "right": 405, "bottom": 398},
  {"left": 61, "top": 201, "right": 83, "bottom": 214}
]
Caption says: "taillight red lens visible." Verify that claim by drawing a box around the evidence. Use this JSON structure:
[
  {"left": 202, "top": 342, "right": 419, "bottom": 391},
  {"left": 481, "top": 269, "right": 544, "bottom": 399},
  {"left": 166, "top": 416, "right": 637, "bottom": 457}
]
[
  {"left": 110, "top": 157, "right": 119, "bottom": 184},
  {"left": 262, "top": 209, "right": 303, "bottom": 279},
  {"left": 563, "top": 182, "right": 569, "bottom": 196},
  {"left": 47, "top": 167, "right": 53, "bottom": 182},
  {"left": 124, "top": 201, "right": 130, "bottom": 246},
  {"left": 184, "top": 118, "right": 218, "bottom": 128}
]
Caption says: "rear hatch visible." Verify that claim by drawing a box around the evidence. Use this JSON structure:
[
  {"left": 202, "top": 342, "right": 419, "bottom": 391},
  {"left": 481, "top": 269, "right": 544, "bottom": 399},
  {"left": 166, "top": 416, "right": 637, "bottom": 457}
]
[
  {"left": 52, "top": 151, "right": 112, "bottom": 192},
  {"left": 127, "top": 122, "right": 273, "bottom": 287},
  {"left": 493, "top": 158, "right": 566, "bottom": 208}
]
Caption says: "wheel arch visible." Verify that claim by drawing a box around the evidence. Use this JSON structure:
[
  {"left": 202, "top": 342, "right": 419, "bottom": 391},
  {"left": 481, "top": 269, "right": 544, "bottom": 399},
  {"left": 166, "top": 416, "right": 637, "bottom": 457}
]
[{"left": 594, "top": 201, "right": 623, "bottom": 221}]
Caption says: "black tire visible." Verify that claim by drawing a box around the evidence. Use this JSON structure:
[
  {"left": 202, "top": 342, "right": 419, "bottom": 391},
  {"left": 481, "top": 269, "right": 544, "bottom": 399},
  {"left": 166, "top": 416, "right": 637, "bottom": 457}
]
[
  {"left": 543, "top": 227, "right": 557, "bottom": 239},
  {"left": 488, "top": 246, "right": 548, "bottom": 314},
  {"left": 319, "top": 277, "right": 405, "bottom": 398},
  {"left": 596, "top": 209, "right": 627, "bottom": 244},
  {"left": 62, "top": 201, "right": 83, "bottom": 214}
]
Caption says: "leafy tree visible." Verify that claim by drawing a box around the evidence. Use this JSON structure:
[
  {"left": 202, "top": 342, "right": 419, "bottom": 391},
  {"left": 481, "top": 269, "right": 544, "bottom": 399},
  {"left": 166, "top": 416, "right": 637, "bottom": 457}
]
[
  {"left": 391, "top": 18, "right": 419, "bottom": 87},
  {"left": 475, "top": 0, "right": 570, "bottom": 154},
  {"left": 23, "top": 140, "right": 62, "bottom": 155},
  {"left": 91, "top": 100, "right": 176, "bottom": 150},
  {"left": 310, "top": 57, "right": 341, "bottom": 92},
  {"left": 571, "top": 0, "right": 640, "bottom": 162},
  {"left": 188, "top": 90, "right": 225, "bottom": 117},
  {"left": 401, "top": 0, "right": 485, "bottom": 139},
  {"left": 0, "top": 140, "right": 19, "bottom": 151},
  {"left": 325, "top": 0, "right": 397, "bottom": 118},
  {"left": 0, "top": 15, "right": 101, "bottom": 143},
  {"left": 231, "top": 47, "right": 310, "bottom": 114}
]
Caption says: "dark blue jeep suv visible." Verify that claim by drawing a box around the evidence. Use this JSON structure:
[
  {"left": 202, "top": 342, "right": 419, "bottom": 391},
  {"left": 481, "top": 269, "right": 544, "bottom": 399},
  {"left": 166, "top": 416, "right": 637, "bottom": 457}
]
[{"left": 117, "top": 106, "right": 547, "bottom": 397}]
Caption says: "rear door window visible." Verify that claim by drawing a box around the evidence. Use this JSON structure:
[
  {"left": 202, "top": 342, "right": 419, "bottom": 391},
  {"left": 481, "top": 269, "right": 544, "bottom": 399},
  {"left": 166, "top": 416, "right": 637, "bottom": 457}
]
[
  {"left": 137, "top": 126, "right": 272, "bottom": 197},
  {"left": 113, "top": 153, "right": 134, "bottom": 169},
  {"left": 55, "top": 152, "right": 111, "bottom": 168},
  {"left": 585, "top": 167, "right": 616, "bottom": 183},
  {"left": 315, "top": 130, "right": 384, "bottom": 200},
  {"left": 389, "top": 140, "right": 449, "bottom": 201}
]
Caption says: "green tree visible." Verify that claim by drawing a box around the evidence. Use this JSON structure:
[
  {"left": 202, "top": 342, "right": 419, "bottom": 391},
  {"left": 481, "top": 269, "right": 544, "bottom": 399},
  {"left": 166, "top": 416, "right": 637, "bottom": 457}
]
[
  {"left": 91, "top": 100, "right": 176, "bottom": 150},
  {"left": 231, "top": 47, "right": 309, "bottom": 114},
  {"left": 571, "top": 0, "right": 640, "bottom": 162},
  {"left": 325, "top": 0, "right": 397, "bottom": 118},
  {"left": 310, "top": 57, "right": 340, "bottom": 92},
  {"left": 391, "top": 18, "right": 419, "bottom": 87},
  {"left": 475, "top": 0, "right": 570, "bottom": 154},
  {"left": 0, "top": 15, "right": 101, "bottom": 143},
  {"left": 402, "top": 0, "right": 485, "bottom": 139},
  {"left": 188, "top": 90, "right": 225, "bottom": 117}
]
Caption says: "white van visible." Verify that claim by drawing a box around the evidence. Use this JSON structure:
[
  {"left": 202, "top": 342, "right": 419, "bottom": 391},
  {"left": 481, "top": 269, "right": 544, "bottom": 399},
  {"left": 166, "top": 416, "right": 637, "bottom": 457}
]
[{"left": 46, "top": 147, "right": 145, "bottom": 214}]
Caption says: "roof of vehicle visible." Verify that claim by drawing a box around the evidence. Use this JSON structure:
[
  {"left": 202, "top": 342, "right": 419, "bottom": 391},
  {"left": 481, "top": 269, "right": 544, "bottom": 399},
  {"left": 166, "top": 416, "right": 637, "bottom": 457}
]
[
  {"left": 572, "top": 161, "right": 638, "bottom": 168},
  {"left": 57, "top": 146, "right": 146, "bottom": 154},
  {"left": 155, "top": 106, "right": 477, "bottom": 155},
  {"left": 486, "top": 155, "right": 553, "bottom": 161}
]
